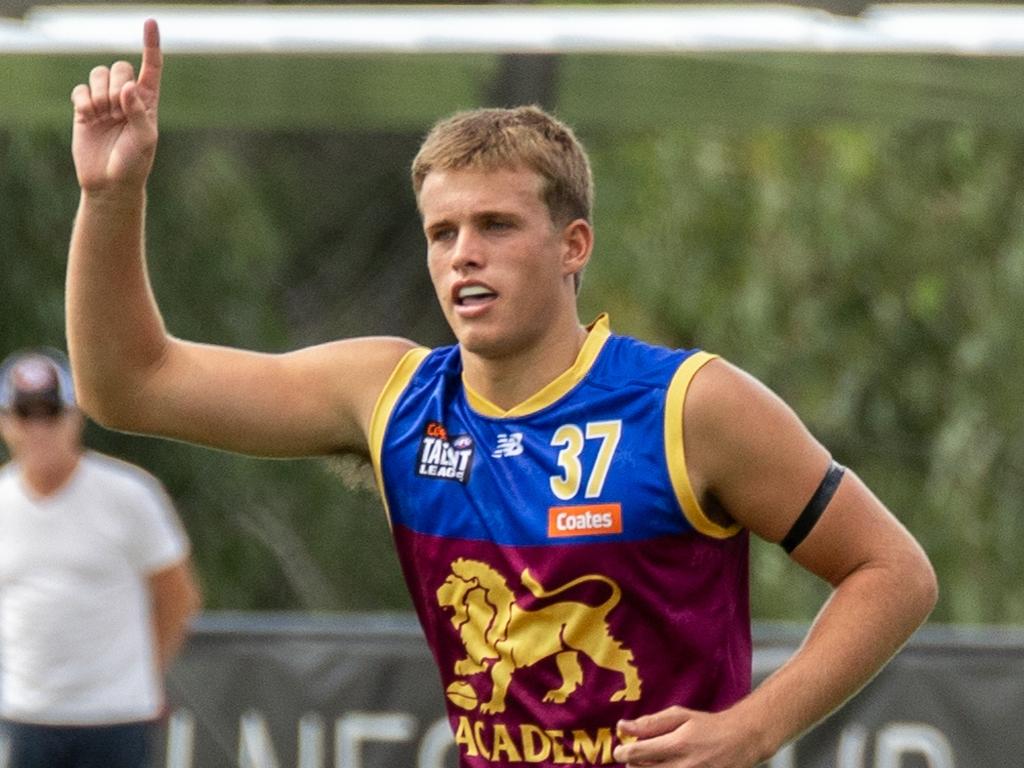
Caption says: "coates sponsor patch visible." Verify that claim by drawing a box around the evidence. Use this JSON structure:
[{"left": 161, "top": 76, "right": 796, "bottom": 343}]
[
  {"left": 417, "top": 421, "right": 474, "bottom": 484},
  {"left": 547, "top": 503, "right": 623, "bottom": 538}
]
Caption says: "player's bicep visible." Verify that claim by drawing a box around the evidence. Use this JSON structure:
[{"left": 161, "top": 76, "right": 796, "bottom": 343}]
[
  {"left": 682, "top": 358, "right": 833, "bottom": 545},
  {"left": 129, "top": 335, "right": 417, "bottom": 457},
  {"left": 684, "top": 359, "right": 929, "bottom": 588},
  {"left": 786, "top": 469, "right": 928, "bottom": 588}
]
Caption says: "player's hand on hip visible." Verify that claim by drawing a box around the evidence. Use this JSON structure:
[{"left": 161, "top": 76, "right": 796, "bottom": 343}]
[
  {"left": 70, "top": 18, "right": 163, "bottom": 193},
  {"left": 614, "top": 705, "right": 767, "bottom": 767}
]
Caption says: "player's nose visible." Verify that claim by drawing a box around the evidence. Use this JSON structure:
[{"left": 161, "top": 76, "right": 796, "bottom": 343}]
[{"left": 451, "top": 228, "right": 486, "bottom": 272}]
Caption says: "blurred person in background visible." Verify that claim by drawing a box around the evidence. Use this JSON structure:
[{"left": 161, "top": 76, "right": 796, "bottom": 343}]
[
  {"left": 64, "top": 21, "right": 936, "bottom": 768},
  {"left": 0, "top": 348, "right": 200, "bottom": 768}
]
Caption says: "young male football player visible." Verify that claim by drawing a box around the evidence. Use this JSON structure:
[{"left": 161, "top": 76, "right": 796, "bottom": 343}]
[{"left": 66, "top": 20, "right": 936, "bottom": 767}]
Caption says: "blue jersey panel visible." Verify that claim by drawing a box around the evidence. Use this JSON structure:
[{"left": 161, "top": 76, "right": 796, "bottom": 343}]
[{"left": 380, "top": 332, "right": 699, "bottom": 546}]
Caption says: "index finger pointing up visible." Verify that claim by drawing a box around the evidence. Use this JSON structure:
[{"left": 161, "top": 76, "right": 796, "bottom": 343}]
[{"left": 137, "top": 18, "right": 162, "bottom": 97}]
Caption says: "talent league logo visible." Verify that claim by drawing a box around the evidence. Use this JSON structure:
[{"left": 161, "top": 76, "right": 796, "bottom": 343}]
[{"left": 416, "top": 421, "right": 474, "bottom": 483}]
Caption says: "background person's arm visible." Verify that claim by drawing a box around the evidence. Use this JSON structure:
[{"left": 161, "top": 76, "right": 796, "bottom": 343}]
[{"left": 149, "top": 556, "right": 202, "bottom": 674}]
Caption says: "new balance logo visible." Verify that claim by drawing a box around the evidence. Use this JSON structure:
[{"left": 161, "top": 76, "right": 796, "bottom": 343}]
[{"left": 492, "top": 432, "right": 524, "bottom": 458}]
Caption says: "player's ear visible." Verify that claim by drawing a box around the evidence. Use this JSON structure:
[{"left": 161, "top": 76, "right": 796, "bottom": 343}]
[{"left": 561, "top": 218, "right": 593, "bottom": 280}]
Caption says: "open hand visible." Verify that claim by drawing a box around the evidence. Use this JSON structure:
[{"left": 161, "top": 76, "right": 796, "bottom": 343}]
[{"left": 70, "top": 19, "right": 162, "bottom": 192}]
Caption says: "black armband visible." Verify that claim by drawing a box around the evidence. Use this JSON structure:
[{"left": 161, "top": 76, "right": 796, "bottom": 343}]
[{"left": 780, "top": 460, "right": 846, "bottom": 554}]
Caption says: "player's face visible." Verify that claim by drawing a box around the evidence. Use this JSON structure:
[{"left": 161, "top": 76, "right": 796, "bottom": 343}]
[{"left": 420, "top": 165, "right": 586, "bottom": 358}]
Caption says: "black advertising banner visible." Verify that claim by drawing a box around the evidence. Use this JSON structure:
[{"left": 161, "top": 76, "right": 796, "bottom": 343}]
[
  {"left": 755, "top": 626, "right": 1024, "bottom": 768},
  {"left": 3, "top": 617, "right": 1021, "bottom": 767},
  {"left": 158, "top": 614, "right": 456, "bottom": 768}
]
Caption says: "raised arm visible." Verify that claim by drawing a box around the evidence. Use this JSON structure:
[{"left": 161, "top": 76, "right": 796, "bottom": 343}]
[
  {"left": 615, "top": 359, "right": 938, "bottom": 767},
  {"left": 66, "top": 20, "right": 414, "bottom": 457}
]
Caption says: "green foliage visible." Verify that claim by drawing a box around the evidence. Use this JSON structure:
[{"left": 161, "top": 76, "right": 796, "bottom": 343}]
[
  {"left": 584, "top": 124, "right": 1024, "bottom": 622},
  {"left": 2, "top": 118, "right": 1021, "bottom": 622},
  {"left": 0, "top": 128, "right": 412, "bottom": 612},
  {"left": 0, "top": 131, "right": 77, "bottom": 349}
]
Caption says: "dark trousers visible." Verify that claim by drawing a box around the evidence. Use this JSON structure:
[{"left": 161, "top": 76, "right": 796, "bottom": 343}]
[{"left": 1, "top": 719, "right": 154, "bottom": 768}]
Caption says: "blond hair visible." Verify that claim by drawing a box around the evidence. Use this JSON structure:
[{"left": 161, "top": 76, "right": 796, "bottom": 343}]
[{"left": 411, "top": 105, "right": 594, "bottom": 227}]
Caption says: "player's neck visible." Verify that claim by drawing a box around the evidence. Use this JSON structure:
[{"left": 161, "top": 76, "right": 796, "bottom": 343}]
[{"left": 461, "top": 318, "right": 589, "bottom": 412}]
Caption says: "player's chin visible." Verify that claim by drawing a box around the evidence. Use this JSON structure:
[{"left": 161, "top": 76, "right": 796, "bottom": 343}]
[
  {"left": 447, "top": 310, "right": 489, "bottom": 340},
  {"left": 452, "top": 320, "right": 516, "bottom": 360},
  {"left": 454, "top": 329, "right": 504, "bottom": 358}
]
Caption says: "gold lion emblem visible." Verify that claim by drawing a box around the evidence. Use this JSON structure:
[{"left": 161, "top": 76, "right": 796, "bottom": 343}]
[{"left": 436, "top": 558, "right": 642, "bottom": 714}]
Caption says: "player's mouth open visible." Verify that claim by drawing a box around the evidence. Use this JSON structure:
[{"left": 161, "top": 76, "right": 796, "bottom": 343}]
[{"left": 456, "top": 284, "right": 498, "bottom": 307}]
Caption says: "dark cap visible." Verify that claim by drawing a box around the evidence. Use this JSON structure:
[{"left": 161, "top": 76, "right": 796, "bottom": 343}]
[{"left": 0, "top": 349, "right": 76, "bottom": 416}]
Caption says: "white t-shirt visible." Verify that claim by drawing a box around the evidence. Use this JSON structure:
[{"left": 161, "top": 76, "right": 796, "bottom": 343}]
[{"left": 0, "top": 451, "right": 189, "bottom": 724}]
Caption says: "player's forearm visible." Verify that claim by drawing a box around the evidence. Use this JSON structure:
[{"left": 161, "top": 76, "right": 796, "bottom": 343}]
[
  {"left": 66, "top": 188, "right": 171, "bottom": 427},
  {"left": 732, "top": 554, "right": 938, "bottom": 758}
]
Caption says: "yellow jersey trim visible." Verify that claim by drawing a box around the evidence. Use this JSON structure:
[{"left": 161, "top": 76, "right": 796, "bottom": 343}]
[
  {"left": 664, "top": 352, "right": 743, "bottom": 539},
  {"left": 368, "top": 346, "right": 431, "bottom": 520},
  {"left": 463, "top": 314, "right": 612, "bottom": 419}
]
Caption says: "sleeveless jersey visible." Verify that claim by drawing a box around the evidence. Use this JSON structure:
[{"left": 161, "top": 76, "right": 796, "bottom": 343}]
[{"left": 370, "top": 315, "right": 750, "bottom": 767}]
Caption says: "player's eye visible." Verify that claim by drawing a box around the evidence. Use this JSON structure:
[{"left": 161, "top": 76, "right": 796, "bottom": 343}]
[{"left": 430, "top": 226, "right": 456, "bottom": 243}]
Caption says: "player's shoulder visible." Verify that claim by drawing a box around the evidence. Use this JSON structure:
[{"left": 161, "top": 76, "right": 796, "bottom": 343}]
[
  {"left": 417, "top": 342, "right": 461, "bottom": 375},
  {"left": 685, "top": 357, "right": 779, "bottom": 415},
  {"left": 683, "top": 356, "right": 817, "bottom": 475},
  {"left": 593, "top": 330, "right": 704, "bottom": 390},
  {"left": 314, "top": 335, "right": 427, "bottom": 390},
  {"left": 371, "top": 343, "right": 457, "bottom": 417},
  {"left": 316, "top": 335, "right": 422, "bottom": 368}
]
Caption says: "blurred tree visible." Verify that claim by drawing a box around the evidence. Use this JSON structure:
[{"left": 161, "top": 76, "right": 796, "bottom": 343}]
[
  {"left": 583, "top": 124, "right": 1024, "bottom": 622},
  {"left": 2, "top": 119, "right": 1021, "bottom": 622}
]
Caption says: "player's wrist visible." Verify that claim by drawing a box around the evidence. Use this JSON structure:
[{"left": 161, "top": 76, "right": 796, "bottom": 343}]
[
  {"left": 79, "top": 183, "right": 147, "bottom": 210},
  {"left": 722, "top": 697, "right": 789, "bottom": 764}
]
